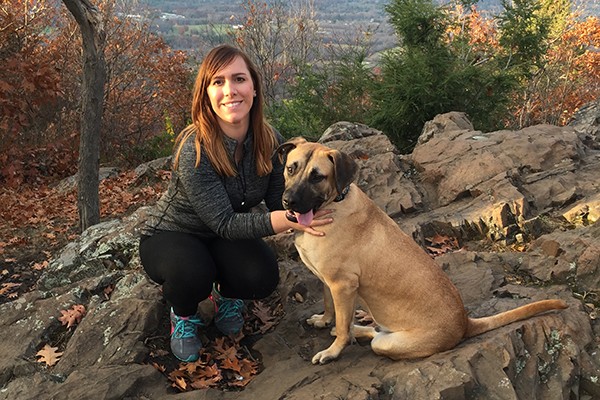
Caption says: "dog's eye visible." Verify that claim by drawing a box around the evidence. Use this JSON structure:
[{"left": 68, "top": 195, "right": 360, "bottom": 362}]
[
  {"left": 309, "top": 171, "right": 325, "bottom": 183},
  {"left": 286, "top": 165, "right": 295, "bottom": 175}
]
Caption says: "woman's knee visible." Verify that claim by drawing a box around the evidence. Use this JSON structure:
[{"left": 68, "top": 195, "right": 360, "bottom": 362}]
[
  {"left": 139, "top": 232, "right": 215, "bottom": 294},
  {"left": 213, "top": 239, "right": 280, "bottom": 299}
]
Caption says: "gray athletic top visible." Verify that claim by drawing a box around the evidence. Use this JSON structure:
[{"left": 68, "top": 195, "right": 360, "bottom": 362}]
[{"left": 141, "top": 129, "right": 285, "bottom": 239}]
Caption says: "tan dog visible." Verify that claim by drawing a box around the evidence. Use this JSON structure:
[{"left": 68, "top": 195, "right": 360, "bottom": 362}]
[{"left": 277, "top": 137, "right": 568, "bottom": 364}]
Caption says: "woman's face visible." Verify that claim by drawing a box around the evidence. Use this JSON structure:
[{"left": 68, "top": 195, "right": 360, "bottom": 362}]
[{"left": 206, "top": 55, "right": 255, "bottom": 132}]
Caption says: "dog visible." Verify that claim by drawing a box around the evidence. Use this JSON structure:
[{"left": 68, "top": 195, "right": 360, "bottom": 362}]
[{"left": 277, "top": 137, "right": 568, "bottom": 364}]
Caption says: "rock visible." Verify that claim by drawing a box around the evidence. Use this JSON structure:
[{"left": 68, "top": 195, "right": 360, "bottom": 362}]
[
  {"left": 523, "top": 223, "right": 600, "bottom": 291},
  {"left": 568, "top": 99, "right": 600, "bottom": 149},
  {"left": 319, "top": 121, "right": 382, "bottom": 143},
  {"left": 53, "top": 167, "right": 121, "bottom": 194},
  {"left": 322, "top": 128, "right": 423, "bottom": 217},
  {"left": 563, "top": 193, "right": 600, "bottom": 225},
  {"left": 418, "top": 111, "right": 475, "bottom": 145}
]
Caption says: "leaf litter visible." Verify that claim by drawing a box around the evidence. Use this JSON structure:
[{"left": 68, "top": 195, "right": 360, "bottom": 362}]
[{"left": 147, "top": 294, "right": 284, "bottom": 392}]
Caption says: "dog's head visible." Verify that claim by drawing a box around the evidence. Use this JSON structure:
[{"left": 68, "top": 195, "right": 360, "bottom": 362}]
[{"left": 277, "top": 137, "right": 358, "bottom": 225}]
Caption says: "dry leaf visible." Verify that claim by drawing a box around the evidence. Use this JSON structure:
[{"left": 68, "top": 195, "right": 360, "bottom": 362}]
[
  {"left": 152, "top": 362, "right": 166, "bottom": 373},
  {"left": 171, "top": 376, "right": 187, "bottom": 391},
  {"left": 252, "top": 301, "right": 277, "bottom": 333},
  {"left": 32, "top": 260, "right": 48, "bottom": 271},
  {"left": 425, "top": 233, "right": 459, "bottom": 256},
  {"left": 221, "top": 357, "right": 241, "bottom": 372},
  {"left": 0, "top": 282, "right": 21, "bottom": 296},
  {"left": 36, "top": 344, "right": 62, "bottom": 366},
  {"left": 58, "top": 304, "right": 86, "bottom": 328}
]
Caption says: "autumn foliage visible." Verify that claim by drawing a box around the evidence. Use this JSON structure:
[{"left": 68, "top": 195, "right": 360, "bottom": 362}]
[
  {"left": 0, "top": 0, "right": 191, "bottom": 188},
  {"left": 447, "top": 3, "right": 600, "bottom": 129}
]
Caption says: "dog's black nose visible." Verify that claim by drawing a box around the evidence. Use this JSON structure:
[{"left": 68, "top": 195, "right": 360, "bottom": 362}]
[{"left": 282, "top": 196, "right": 295, "bottom": 210}]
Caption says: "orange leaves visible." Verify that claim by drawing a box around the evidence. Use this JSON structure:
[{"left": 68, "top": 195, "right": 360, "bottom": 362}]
[
  {"left": 58, "top": 304, "right": 86, "bottom": 329},
  {"left": 0, "top": 165, "right": 167, "bottom": 308},
  {"left": 425, "top": 233, "right": 461, "bottom": 257},
  {"left": 34, "top": 304, "right": 87, "bottom": 368},
  {"left": 36, "top": 344, "right": 63, "bottom": 367},
  {"left": 0, "top": 282, "right": 21, "bottom": 299},
  {"left": 159, "top": 336, "right": 259, "bottom": 392}
]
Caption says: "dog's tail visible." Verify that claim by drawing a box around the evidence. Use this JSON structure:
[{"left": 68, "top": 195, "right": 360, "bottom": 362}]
[{"left": 465, "top": 299, "right": 568, "bottom": 338}]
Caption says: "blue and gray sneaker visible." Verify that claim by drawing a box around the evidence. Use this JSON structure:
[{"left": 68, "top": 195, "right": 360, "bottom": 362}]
[
  {"left": 211, "top": 287, "right": 245, "bottom": 336},
  {"left": 169, "top": 308, "right": 205, "bottom": 362}
]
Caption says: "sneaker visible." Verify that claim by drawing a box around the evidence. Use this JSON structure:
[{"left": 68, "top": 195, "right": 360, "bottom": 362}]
[
  {"left": 169, "top": 308, "right": 205, "bottom": 362},
  {"left": 211, "top": 287, "right": 245, "bottom": 336}
]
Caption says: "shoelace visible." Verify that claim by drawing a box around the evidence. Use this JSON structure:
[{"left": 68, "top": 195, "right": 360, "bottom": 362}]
[
  {"left": 215, "top": 298, "right": 244, "bottom": 322},
  {"left": 172, "top": 316, "right": 203, "bottom": 339}
]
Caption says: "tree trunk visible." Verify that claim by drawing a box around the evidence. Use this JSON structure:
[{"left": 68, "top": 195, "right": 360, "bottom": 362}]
[{"left": 62, "top": 0, "right": 106, "bottom": 231}]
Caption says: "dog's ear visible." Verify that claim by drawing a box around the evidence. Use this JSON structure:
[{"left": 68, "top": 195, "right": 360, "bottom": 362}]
[
  {"left": 276, "top": 137, "right": 307, "bottom": 163},
  {"left": 327, "top": 149, "right": 358, "bottom": 195}
]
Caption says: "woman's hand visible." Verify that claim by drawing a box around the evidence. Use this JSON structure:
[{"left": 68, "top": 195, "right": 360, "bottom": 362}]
[
  {"left": 290, "top": 209, "right": 334, "bottom": 236},
  {"left": 271, "top": 209, "right": 334, "bottom": 236}
]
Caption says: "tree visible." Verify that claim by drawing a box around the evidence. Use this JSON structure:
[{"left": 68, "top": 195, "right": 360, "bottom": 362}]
[
  {"left": 62, "top": 0, "right": 106, "bottom": 231},
  {"left": 231, "top": 0, "right": 320, "bottom": 103},
  {"left": 370, "top": 0, "right": 515, "bottom": 152},
  {"left": 268, "top": 36, "right": 374, "bottom": 139}
]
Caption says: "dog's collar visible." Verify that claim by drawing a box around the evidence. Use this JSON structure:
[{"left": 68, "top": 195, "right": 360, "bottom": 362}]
[{"left": 334, "top": 185, "right": 350, "bottom": 202}]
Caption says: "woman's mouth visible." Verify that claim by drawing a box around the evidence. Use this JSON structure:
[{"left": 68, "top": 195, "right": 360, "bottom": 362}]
[{"left": 223, "top": 101, "right": 242, "bottom": 108}]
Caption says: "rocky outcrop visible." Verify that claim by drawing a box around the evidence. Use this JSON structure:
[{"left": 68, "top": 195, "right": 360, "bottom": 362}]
[{"left": 1, "top": 112, "right": 599, "bottom": 399}]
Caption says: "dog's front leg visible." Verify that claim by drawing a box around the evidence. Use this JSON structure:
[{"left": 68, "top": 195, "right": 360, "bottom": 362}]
[
  {"left": 312, "top": 278, "right": 358, "bottom": 364},
  {"left": 306, "top": 283, "right": 334, "bottom": 328}
]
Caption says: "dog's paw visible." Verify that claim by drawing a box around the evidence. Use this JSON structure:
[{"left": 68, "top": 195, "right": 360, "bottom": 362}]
[
  {"left": 306, "top": 313, "right": 331, "bottom": 328},
  {"left": 311, "top": 348, "right": 340, "bottom": 365}
]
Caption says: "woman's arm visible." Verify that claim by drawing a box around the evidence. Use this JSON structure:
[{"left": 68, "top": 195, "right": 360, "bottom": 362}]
[{"left": 270, "top": 209, "right": 333, "bottom": 236}]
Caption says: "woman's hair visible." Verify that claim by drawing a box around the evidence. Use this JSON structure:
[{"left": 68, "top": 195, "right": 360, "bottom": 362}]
[{"left": 173, "top": 44, "right": 276, "bottom": 176}]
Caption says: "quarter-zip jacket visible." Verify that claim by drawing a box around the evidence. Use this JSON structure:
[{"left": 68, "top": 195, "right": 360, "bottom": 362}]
[{"left": 141, "top": 129, "right": 285, "bottom": 240}]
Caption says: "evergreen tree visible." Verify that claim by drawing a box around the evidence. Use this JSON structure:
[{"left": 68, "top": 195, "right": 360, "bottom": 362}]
[{"left": 370, "top": 0, "right": 515, "bottom": 152}]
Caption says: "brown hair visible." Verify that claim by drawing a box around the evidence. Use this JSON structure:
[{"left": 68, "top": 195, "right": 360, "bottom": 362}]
[{"left": 173, "top": 44, "right": 276, "bottom": 176}]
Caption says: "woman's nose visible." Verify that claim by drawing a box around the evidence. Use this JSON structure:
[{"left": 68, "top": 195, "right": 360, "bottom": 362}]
[{"left": 223, "top": 80, "right": 237, "bottom": 96}]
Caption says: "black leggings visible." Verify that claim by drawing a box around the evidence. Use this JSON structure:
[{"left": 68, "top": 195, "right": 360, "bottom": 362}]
[{"left": 139, "top": 232, "right": 279, "bottom": 316}]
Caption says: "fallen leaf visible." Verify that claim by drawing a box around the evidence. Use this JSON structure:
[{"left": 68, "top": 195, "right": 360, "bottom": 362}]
[
  {"left": 36, "top": 344, "right": 62, "bottom": 366},
  {"left": 0, "top": 282, "right": 21, "bottom": 296},
  {"left": 152, "top": 362, "right": 166, "bottom": 373},
  {"left": 58, "top": 304, "right": 86, "bottom": 328},
  {"left": 171, "top": 375, "right": 187, "bottom": 391},
  {"left": 32, "top": 260, "right": 49, "bottom": 271},
  {"left": 214, "top": 337, "right": 238, "bottom": 362},
  {"left": 221, "top": 356, "right": 241, "bottom": 372}
]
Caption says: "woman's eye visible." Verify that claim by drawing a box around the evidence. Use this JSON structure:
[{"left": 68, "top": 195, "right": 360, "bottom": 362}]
[{"left": 212, "top": 79, "right": 223, "bottom": 85}]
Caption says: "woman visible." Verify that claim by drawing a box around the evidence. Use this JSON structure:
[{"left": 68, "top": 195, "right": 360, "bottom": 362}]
[{"left": 139, "top": 44, "right": 331, "bottom": 362}]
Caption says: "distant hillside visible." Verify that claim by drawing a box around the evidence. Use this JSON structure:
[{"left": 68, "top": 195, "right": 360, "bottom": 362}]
[
  {"left": 136, "top": 0, "right": 599, "bottom": 52},
  {"left": 139, "top": 0, "right": 598, "bottom": 19},
  {"left": 469, "top": 0, "right": 598, "bottom": 15}
]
